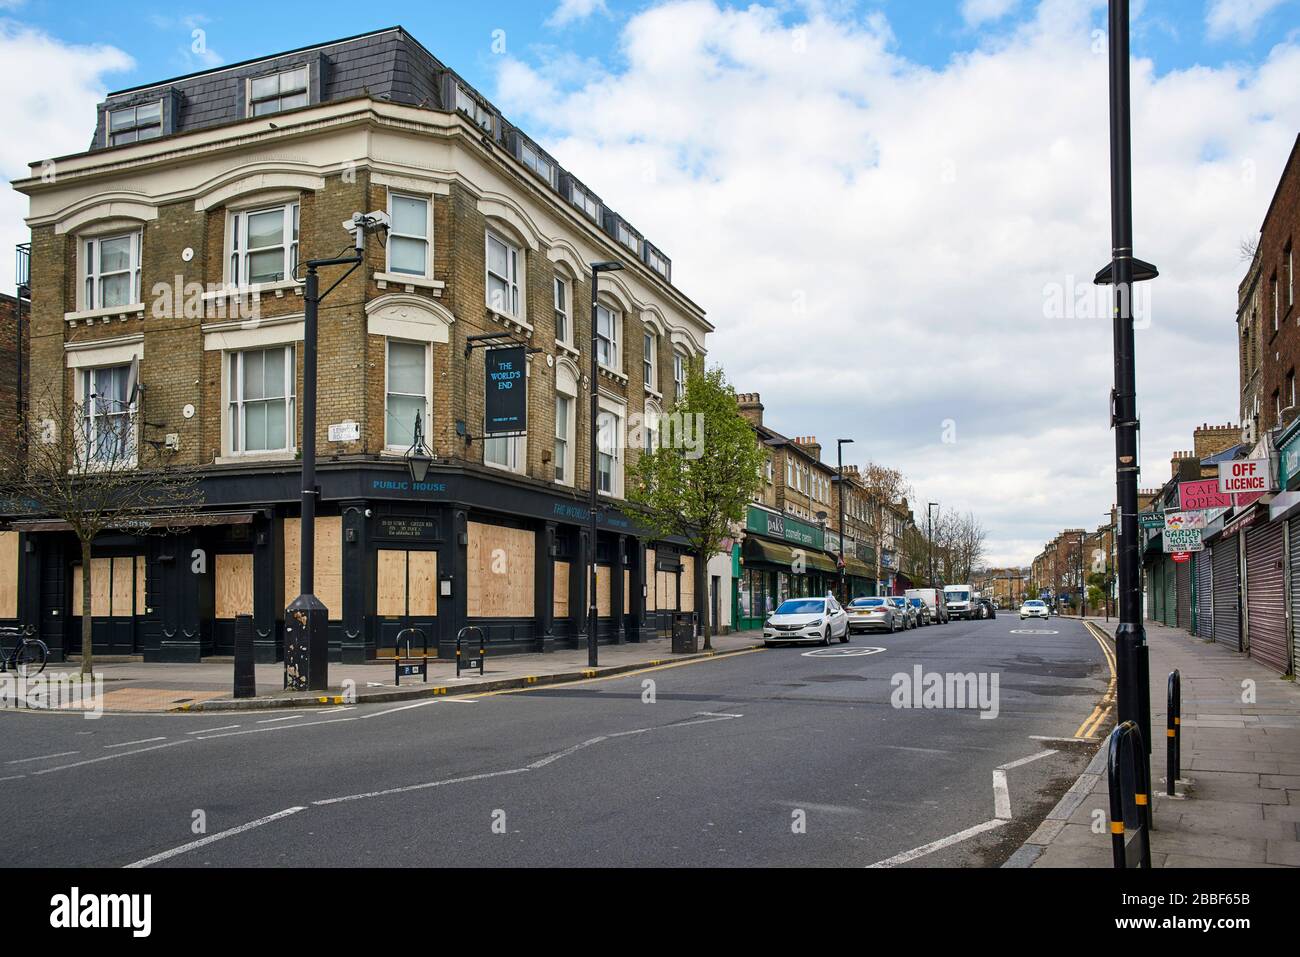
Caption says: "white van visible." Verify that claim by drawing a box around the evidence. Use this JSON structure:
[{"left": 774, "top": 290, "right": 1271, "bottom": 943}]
[
  {"left": 944, "top": 584, "right": 977, "bottom": 621},
  {"left": 905, "top": 588, "right": 948, "bottom": 624}
]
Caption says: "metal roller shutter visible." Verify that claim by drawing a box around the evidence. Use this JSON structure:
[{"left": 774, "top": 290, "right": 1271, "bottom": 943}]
[
  {"left": 1196, "top": 550, "right": 1214, "bottom": 639},
  {"left": 1148, "top": 562, "right": 1163, "bottom": 623},
  {"left": 1168, "top": 558, "right": 1178, "bottom": 627},
  {"left": 1245, "top": 521, "right": 1287, "bottom": 674},
  {"left": 1176, "top": 556, "right": 1193, "bottom": 633},
  {"left": 1212, "top": 538, "right": 1241, "bottom": 651},
  {"left": 1290, "top": 517, "right": 1300, "bottom": 673}
]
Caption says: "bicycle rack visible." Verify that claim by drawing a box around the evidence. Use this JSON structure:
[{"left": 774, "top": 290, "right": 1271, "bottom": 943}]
[
  {"left": 394, "top": 627, "right": 429, "bottom": 686},
  {"left": 456, "top": 626, "right": 486, "bottom": 678},
  {"left": 1107, "top": 719, "right": 1152, "bottom": 869},
  {"left": 1167, "top": 670, "right": 1181, "bottom": 797}
]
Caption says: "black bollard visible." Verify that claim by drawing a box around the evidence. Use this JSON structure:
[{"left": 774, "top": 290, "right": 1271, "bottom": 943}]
[{"left": 234, "top": 613, "right": 256, "bottom": 699}]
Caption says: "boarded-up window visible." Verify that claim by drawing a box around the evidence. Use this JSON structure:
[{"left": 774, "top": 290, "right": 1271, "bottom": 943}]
[
  {"left": 596, "top": 565, "right": 612, "bottom": 617},
  {"left": 467, "top": 522, "right": 534, "bottom": 618},
  {"left": 623, "top": 569, "right": 631, "bottom": 615},
  {"left": 554, "top": 560, "right": 570, "bottom": 618},
  {"left": 71, "top": 556, "right": 142, "bottom": 616},
  {"left": 284, "top": 517, "right": 343, "bottom": 620},
  {"left": 645, "top": 549, "right": 656, "bottom": 611},
  {"left": 215, "top": 553, "right": 255, "bottom": 619},
  {"left": 680, "top": 555, "right": 695, "bottom": 612},
  {"left": 0, "top": 531, "right": 17, "bottom": 619},
  {"left": 657, "top": 568, "right": 678, "bottom": 611},
  {"left": 377, "top": 549, "right": 438, "bottom": 617}
]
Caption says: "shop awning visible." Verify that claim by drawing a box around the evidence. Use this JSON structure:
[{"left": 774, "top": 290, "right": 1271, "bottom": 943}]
[
  {"left": 843, "top": 558, "right": 874, "bottom": 579},
  {"left": 743, "top": 536, "right": 838, "bottom": 574},
  {"left": 8, "top": 510, "right": 262, "bottom": 534}
]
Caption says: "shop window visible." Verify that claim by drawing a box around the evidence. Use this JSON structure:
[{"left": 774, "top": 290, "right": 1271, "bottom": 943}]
[
  {"left": 553, "top": 560, "right": 570, "bottom": 618},
  {"left": 466, "top": 522, "right": 534, "bottom": 618},
  {"left": 376, "top": 550, "right": 438, "bottom": 617},
  {"left": 284, "top": 517, "right": 342, "bottom": 620},
  {"left": 215, "top": 554, "right": 254, "bottom": 619},
  {"left": 70, "top": 556, "right": 144, "bottom": 616}
]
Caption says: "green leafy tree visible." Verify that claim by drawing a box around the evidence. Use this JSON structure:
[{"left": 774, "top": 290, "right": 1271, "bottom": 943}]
[{"left": 628, "top": 362, "right": 765, "bottom": 650}]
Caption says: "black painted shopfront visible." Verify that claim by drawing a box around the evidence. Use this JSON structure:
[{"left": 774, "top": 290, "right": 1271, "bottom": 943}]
[{"left": 5, "top": 461, "right": 693, "bottom": 664}]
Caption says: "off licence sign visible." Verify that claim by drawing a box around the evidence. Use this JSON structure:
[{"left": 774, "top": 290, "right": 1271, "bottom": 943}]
[{"left": 1218, "top": 459, "right": 1271, "bottom": 496}]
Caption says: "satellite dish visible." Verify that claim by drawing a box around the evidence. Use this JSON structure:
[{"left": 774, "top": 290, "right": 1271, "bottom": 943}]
[{"left": 125, "top": 355, "right": 141, "bottom": 408}]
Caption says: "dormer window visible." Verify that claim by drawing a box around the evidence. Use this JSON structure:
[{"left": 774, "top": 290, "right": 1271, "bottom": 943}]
[
  {"left": 108, "top": 102, "right": 162, "bottom": 146},
  {"left": 250, "top": 66, "right": 309, "bottom": 117},
  {"left": 454, "top": 84, "right": 494, "bottom": 133},
  {"left": 645, "top": 246, "right": 671, "bottom": 280},
  {"left": 616, "top": 223, "right": 640, "bottom": 255},
  {"left": 518, "top": 140, "right": 556, "bottom": 187},
  {"left": 568, "top": 182, "right": 600, "bottom": 221}
]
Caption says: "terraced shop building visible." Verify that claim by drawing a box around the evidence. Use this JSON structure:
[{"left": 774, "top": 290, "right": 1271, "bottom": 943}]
[{"left": 7, "top": 27, "right": 712, "bottom": 663}]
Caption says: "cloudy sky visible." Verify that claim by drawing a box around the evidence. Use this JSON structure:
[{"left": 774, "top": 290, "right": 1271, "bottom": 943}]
[{"left": 2, "top": 0, "right": 1299, "bottom": 566}]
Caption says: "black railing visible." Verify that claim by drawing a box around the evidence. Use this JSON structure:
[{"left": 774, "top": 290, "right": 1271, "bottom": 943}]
[{"left": 15, "top": 242, "right": 30, "bottom": 296}]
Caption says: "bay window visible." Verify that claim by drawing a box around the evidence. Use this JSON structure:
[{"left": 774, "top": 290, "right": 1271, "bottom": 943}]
[
  {"left": 388, "top": 194, "right": 430, "bottom": 277},
  {"left": 231, "top": 203, "right": 299, "bottom": 287},
  {"left": 83, "top": 232, "right": 141, "bottom": 310},
  {"left": 486, "top": 231, "right": 521, "bottom": 318},
  {"left": 229, "top": 346, "right": 295, "bottom": 454},
  {"left": 385, "top": 340, "right": 428, "bottom": 450}
]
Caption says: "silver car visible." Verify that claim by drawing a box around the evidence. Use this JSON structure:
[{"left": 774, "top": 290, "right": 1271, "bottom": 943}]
[
  {"left": 763, "top": 596, "right": 851, "bottom": 646},
  {"left": 888, "top": 596, "right": 917, "bottom": 629},
  {"left": 847, "top": 596, "right": 898, "bottom": 633}
]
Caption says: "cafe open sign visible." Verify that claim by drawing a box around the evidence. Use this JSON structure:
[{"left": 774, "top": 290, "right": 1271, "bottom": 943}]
[
  {"left": 485, "top": 346, "right": 527, "bottom": 434},
  {"left": 1218, "top": 459, "right": 1271, "bottom": 496}
]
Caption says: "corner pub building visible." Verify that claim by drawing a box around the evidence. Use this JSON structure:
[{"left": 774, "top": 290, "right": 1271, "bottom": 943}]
[{"left": 4, "top": 27, "right": 712, "bottom": 664}]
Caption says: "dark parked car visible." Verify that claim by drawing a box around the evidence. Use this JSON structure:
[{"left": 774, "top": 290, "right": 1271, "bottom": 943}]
[{"left": 976, "top": 598, "right": 997, "bottom": 620}]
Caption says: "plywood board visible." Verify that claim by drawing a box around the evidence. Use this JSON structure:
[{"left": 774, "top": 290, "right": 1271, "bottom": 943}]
[
  {"left": 408, "top": 551, "right": 437, "bottom": 617},
  {"left": 284, "top": 517, "right": 343, "bottom": 621},
  {"left": 553, "top": 560, "right": 570, "bottom": 618},
  {"left": 657, "top": 568, "right": 677, "bottom": 611},
  {"left": 71, "top": 564, "right": 82, "bottom": 617},
  {"left": 680, "top": 555, "right": 695, "bottom": 613},
  {"left": 596, "top": 565, "right": 612, "bottom": 617},
  {"left": 467, "top": 521, "right": 534, "bottom": 618},
  {"left": 623, "top": 569, "right": 631, "bottom": 615},
  {"left": 376, "top": 550, "right": 407, "bottom": 617},
  {"left": 645, "top": 549, "right": 656, "bottom": 611},
  {"left": 111, "top": 557, "right": 134, "bottom": 616},
  {"left": 91, "top": 558, "right": 111, "bottom": 618},
  {"left": 135, "top": 555, "right": 147, "bottom": 616},
  {"left": 215, "top": 553, "right": 255, "bottom": 619},
  {"left": 0, "top": 531, "right": 17, "bottom": 620}
]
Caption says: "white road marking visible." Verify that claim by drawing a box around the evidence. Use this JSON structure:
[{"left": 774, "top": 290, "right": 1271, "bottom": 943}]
[
  {"left": 104, "top": 737, "right": 167, "bottom": 749},
  {"left": 886, "top": 746, "right": 951, "bottom": 755},
  {"left": 195, "top": 717, "right": 358, "bottom": 740},
  {"left": 872, "top": 749, "right": 1059, "bottom": 866},
  {"left": 30, "top": 739, "right": 190, "bottom": 775},
  {"left": 695, "top": 711, "right": 743, "bottom": 718},
  {"left": 529, "top": 736, "right": 607, "bottom": 769},
  {"left": 358, "top": 700, "right": 444, "bottom": 719},
  {"left": 256, "top": 714, "right": 305, "bottom": 724},
  {"left": 0, "top": 774, "right": 26, "bottom": 782},
  {"left": 312, "top": 768, "right": 530, "bottom": 806},
  {"left": 124, "top": 806, "right": 307, "bottom": 868},
  {"left": 5, "top": 750, "right": 80, "bottom": 765},
  {"left": 801, "top": 647, "right": 887, "bottom": 658},
  {"left": 868, "top": 819, "right": 1007, "bottom": 867},
  {"left": 187, "top": 725, "right": 240, "bottom": 735}
]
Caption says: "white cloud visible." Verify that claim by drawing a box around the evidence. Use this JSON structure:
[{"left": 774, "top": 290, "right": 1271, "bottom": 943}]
[
  {"left": 962, "top": 0, "right": 1022, "bottom": 28},
  {"left": 1205, "top": 0, "right": 1288, "bottom": 41},
  {"left": 0, "top": 23, "right": 133, "bottom": 291},
  {"left": 548, "top": 0, "right": 611, "bottom": 28},
  {"left": 493, "top": 0, "right": 1300, "bottom": 566}
]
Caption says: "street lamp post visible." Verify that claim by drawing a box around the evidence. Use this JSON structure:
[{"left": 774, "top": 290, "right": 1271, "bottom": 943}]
[
  {"left": 836, "top": 439, "right": 853, "bottom": 601},
  {"left": 927, "top": 502, "right": 939, "bottom": 588},
  {"left": 587, "top": 260, "right": 624, "bottom": 669},
  {"left": 1101, "top": 0, "right": 1158, "bottom": 758},
  {"left": 285, "top": 213, "right": 387, "bottom": 693}
]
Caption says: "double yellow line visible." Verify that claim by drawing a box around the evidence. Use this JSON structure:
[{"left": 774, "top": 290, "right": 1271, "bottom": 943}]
[{"left": 1074, "top": 621, "right": 1118, "bottom": 740}]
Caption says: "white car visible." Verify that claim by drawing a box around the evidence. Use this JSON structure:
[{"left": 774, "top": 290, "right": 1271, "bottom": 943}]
[
  {"left": 1019, "top": 600, "right": 1050, "bottom": 621},
  {"left": 764, "top": 596, "right": 850, "bottom": 646}
]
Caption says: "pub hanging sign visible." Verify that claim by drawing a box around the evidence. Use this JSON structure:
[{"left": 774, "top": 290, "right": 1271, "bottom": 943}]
[{"left": 485, "top": 346, "right": 527, "bottom": 435}]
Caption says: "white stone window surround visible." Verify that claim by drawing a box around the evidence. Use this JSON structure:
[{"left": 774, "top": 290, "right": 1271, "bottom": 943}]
[
  {"left": 65, "top": 335, "right": 144, "bottom": 471},
  {"left": 204, "top": 316, "right": 303, "bottom": 464}
]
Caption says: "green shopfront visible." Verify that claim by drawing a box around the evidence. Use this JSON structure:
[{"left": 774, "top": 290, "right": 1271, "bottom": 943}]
[{"left": 736, "top": 507, "right": 874, "bottom": 630}]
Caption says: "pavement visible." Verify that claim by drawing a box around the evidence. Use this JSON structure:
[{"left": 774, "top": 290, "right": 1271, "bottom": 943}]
[
  {"left": 1008, "top": 616, "right": 1300, "bottom": 869},
  {"left": 6, "top": 631, "right": 764, "bottom": 713},
  {"left": 1, "top": 615, "right": 1112, "bottom": 867}
]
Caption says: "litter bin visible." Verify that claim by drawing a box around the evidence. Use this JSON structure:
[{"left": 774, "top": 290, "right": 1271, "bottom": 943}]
[{"left": 672, "top": 612, "right": 698, "bottom": 654}]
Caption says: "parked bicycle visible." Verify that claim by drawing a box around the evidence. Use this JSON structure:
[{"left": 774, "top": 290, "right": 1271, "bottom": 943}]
[{"left": 0, "top": 624, "right": 48, "bottom": 677}]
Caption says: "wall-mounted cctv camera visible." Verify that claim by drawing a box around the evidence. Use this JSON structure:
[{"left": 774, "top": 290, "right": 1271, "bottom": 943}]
[{"left": 342, "top": 211, "right": 391, "bottom": 252}]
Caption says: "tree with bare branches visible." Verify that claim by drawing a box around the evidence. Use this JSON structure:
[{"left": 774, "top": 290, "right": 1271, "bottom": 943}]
[
  {"left": 859, "top": 464, "right": 911, "bottom": 594},
  {"left": 0, "top": 386, "right": 203, "bottom": 674}
]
